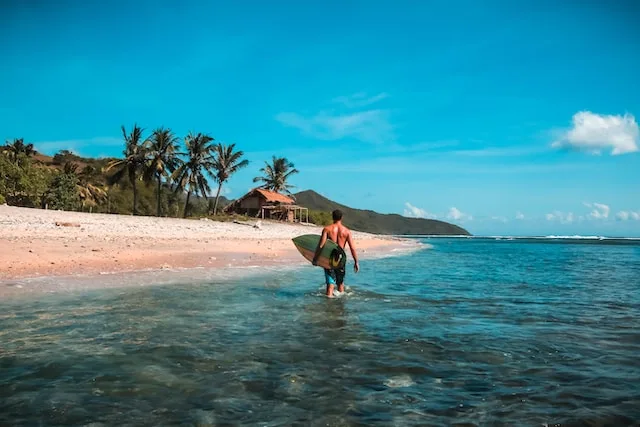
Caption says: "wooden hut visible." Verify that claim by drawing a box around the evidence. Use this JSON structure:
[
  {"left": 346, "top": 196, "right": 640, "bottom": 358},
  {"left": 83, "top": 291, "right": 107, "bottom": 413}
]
[{"left": 223, "top": 188, "right": 308, "bottom": 223}]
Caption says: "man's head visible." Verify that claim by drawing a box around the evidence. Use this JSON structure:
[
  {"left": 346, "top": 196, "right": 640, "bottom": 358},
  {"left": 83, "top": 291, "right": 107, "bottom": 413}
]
[{"left": 332, "top": 209, "right": 343, "bottom": 222}]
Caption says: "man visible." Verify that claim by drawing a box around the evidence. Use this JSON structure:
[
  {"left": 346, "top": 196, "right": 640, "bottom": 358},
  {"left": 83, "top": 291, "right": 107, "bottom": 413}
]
[{"left": 312, "top": 209, "right": 359, "bottom": 297}]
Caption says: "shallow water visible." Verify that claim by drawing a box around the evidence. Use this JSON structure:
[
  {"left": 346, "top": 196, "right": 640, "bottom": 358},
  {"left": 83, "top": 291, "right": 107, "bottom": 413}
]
[{"left": 1, "top": 238, "right": 639, "bottom": 426}]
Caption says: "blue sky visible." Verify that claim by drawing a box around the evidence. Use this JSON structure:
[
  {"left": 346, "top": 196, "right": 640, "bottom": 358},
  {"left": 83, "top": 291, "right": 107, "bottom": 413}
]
[{"left": 1, "top": 0, "right": 639, "bottom": 236}]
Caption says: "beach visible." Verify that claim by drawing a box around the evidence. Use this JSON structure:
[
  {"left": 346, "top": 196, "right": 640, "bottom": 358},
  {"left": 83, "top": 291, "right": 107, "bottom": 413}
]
[{"left": 0, "top": 205, "right": 414, "bottom": 294}]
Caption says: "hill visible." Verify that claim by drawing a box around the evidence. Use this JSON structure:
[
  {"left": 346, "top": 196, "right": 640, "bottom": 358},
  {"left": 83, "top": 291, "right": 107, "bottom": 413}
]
[{"left": 293, "top": 190, "right": 470, "bottom": 236}]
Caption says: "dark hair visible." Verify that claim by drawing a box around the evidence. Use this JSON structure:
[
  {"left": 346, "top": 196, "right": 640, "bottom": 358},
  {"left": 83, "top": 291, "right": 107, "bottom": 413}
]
[{"left": 332, "top": 209, "right": 343, "bottom": 221}]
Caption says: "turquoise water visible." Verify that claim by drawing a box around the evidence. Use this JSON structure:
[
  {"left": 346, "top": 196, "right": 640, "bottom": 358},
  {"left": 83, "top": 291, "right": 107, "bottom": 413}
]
[{"left": 1, "top": 238, "right": 639, "bottom": 426}]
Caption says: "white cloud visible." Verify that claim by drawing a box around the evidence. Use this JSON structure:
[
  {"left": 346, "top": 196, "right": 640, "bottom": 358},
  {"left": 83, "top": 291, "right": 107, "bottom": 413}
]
[
  {"left": 616, "top": 211, "right": 640, "bottom": 221},
  {"left": 34, "top": 137, "right": 123, "bottom": 156},
  {"left": 552, "top": 111, "right": 639, "bottom": 155},
  {"left": 403, "top": 202, "right": 437, "bottom": 219},
  {"left": 584, "top": 202, "right": 610, "bottom": 219},
  {"left": 447, "top": 207, "right": 472, "bottom": 222},
  {"left": 515, "top": 211, "right": 525, "bottom": 220},
  {"left": 276, "top": 109, "right": 394, "bottom": 144},
  {"left": 491, "top": 216, "right": 508, "bottom": 223},
  {"left": 452, "top": 146, "right": 548, "bottom": 157},
  {"left": 545, "top": 211, "right": 575, "bottom": 224},
  {"left": 332, "top": 92, "right": 388, "bottom": 109}
]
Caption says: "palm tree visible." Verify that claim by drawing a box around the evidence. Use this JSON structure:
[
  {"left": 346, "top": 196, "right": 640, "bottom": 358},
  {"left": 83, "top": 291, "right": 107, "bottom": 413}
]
[
  {"left": 104, "top": 124, "right": 147, "bottom": 215},
  {"left": 77, "top": 165, "right": 107, "bottom": 212},
  {"left": 63, "top": 161, "right": 80, "bottom": 175},
  {"left": 144, "top": 128, "right": 181, "bottom": 216},
  {"left": 211, "top": 143, "right": 248, "bottom": 215},
  {"left": 253, "top": 156, "right": 299, "bottom": 194},
  {"left": 172, "top": 132, "right": 215, "bottom": 218},
  {"left": 3, "top": 138, "right": 36, "bottom": 164}
]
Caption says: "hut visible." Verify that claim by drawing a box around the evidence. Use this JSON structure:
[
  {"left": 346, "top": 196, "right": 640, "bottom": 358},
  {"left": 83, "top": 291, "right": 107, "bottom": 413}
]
[{"left": 223, "top": 188, "right": 309, "bottom": 223}]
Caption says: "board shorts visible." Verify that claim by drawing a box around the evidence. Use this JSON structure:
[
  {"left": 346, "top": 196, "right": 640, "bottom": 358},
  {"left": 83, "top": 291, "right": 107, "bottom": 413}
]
[
  {"left": 324, "top": 247, "right": 347, "bottom": 286},
  {"left": 324, "top": 267, "right": 346, "bottom": 286}
]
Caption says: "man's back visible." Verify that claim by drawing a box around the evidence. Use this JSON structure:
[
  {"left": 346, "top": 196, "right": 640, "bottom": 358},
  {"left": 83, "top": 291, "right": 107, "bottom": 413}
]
[{"left": 323, "top": 223, "right": 351, "bottom": 249}]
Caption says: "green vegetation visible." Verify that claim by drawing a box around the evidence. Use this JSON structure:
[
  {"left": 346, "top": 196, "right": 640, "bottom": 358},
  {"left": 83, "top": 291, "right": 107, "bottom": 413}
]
[
  {"left": 253, "top": 156, "right": 299, "bottom": 195},
  {"left": 172, "top": 132, "right": 216, "bottom": 218},
  {"left": 3, "top": 138, "right": 36, "bottom": 163},
  {"left": 0, "top": 128, "right": 254, "bottom": 218},
  {"left": 104, "top": 125, "right": 148, "bottom": 215},
  {"left": 295, "top": 190, "right": 471, "bottom": 235},
  {"left": 144, "top": 128, "right": 181, "bottom": 217},
  {"left": 211, "top": 143, "right": 249, "bottom": 215},
  {"left": 308, "top": 210, "right": 333, "bottom": 226},
  {"left": 1, "top": 133, "right": 469, "bottom": 235},
  {"left": 0, "top": 145, "right": 52, "bottom": 207},
  {"left": 43, "top": 166, "right": 80, "bottom": 210}
]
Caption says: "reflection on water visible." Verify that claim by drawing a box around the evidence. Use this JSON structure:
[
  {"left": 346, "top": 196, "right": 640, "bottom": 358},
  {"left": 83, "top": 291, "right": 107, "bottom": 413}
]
[{"left": 1, "top": 238, "right": 640, "bottom": 425}]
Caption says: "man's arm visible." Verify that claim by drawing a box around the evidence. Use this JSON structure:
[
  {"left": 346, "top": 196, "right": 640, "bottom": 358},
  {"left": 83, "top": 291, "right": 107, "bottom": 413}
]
[
  {"left": 346, "top": 232, "right": 359, "bottom": 273},
  {"left": 312, "top": 228, "right": 328, "bottom": 266}
]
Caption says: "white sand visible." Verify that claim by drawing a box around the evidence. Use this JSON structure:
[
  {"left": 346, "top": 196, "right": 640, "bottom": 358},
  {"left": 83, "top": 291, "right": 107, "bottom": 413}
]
[{"left": 0, "top": 205, "right": 416, "bottom": 293}]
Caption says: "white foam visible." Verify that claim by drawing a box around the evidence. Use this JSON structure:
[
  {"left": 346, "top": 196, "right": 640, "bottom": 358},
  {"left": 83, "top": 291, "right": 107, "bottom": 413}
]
[{"left": 384, "top": 375, "right": 415, "bottom": 388}]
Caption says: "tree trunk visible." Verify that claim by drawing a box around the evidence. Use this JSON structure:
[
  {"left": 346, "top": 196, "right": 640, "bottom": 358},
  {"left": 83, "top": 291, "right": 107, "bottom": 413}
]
[
  {"left": 132, "top": 177, "right": 138, "bottom": 215},
  {"left": 183, "top": 191, "right": 191, "bottom": 218},
  {"left": 213, "top": 182, "right": 223, "bottom": 215},
  {"left": 156, "top": 175, "right": 162, "bottom": 217}
]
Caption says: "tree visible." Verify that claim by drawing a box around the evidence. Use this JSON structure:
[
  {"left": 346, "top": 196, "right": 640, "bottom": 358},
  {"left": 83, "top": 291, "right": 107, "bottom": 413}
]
[
  {"left": 144, "top": 128, "right": 181, "bottom": 216},
  {"left": 53, "top": 149, "right": 81, "bottom": 165},
  {"left": 77, "top": 165, "right": 107, "bottom": 212},
  {"left": 172, "top": 132, "right": 215, "bottom": 218},
  {"left": 104, "top": 124, "right": 147, "bottom": 215},
  {"left": 3, "top": 138, "right": 36, "bottom": 164},
  {"left": 211, "top": 143, "right": 248, "bottom": 215},
  {"left": 0, "top": 151, "right": 52, "bottom": 207},
  {"left": 253, "top": 156, "right": 299, "bottom": 194},
  {"left": 43, "top": 164, "right": 80, "bottom": 211}
]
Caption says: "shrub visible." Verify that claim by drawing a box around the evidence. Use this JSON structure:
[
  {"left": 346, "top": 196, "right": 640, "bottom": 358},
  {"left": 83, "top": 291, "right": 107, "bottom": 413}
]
[
  {"left": 308, "top": 210, "right": 332, "bottom": 226},
  {"left": 43, "top": 172, "right": 79, "bottom": 211}
]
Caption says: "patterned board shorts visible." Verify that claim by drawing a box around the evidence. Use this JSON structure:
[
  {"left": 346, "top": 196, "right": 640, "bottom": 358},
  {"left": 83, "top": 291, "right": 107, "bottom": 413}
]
[{"left": 324, "top": 246, "right": 347, "bottom": 286}]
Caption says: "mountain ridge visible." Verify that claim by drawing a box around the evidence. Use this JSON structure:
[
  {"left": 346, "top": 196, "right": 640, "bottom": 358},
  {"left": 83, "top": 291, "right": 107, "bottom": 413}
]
[{"left": 293, "top": 190, "right": 471, "bottom": 236}]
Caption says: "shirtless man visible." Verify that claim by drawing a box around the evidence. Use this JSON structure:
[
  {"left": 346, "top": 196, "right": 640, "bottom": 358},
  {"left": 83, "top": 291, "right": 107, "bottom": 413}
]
[{"left": 312, "top": 209, "right": 359, "bottom": 297}]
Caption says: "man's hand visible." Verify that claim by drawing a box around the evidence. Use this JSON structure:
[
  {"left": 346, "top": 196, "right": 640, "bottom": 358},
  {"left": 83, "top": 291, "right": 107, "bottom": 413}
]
[
  {"left": 312, "top": 258, "right": 318, "bottom": 266},
  {"left": 354, "top": 261, "right": 359, "bottom": 273}
]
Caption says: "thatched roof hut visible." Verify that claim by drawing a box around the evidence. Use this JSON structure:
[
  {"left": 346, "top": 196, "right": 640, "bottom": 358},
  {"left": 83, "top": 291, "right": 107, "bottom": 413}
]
[{"left": 223, "top": 188, "right": 308, "bottom": 222}]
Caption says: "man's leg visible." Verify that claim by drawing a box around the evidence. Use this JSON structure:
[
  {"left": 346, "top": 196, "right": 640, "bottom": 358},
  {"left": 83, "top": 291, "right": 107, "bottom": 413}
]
[
  {"left": 336, "top": 267, "right": 346, "bottom": 293},
  {"left": 324, "top": 269, "right": 337, "bottom": 297}
]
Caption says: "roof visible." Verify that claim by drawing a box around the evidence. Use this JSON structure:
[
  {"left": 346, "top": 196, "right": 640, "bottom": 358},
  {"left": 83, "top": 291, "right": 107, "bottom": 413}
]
[
  {"left": 254, "top": 188, "right": 294, "bottom": 204},
  {"left": 223, "top": 187, "right": 295, "bottom": 212}
]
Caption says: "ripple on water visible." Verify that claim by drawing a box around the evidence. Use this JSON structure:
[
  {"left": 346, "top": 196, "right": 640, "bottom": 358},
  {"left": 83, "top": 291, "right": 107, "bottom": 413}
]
[{"left": 1, "top": 238, "right": 640, "bottom": 425}]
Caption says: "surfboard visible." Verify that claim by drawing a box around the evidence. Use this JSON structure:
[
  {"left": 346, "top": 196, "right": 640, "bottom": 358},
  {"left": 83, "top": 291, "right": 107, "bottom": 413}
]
[{"left": 292, "top": 234, "right": 347, "bottom": 270}]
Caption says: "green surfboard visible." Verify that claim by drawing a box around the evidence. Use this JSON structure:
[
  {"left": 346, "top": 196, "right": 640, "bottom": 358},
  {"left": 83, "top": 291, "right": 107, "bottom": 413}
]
[{"left": 292, "top": 234, "right": 347, "bottom": 270}]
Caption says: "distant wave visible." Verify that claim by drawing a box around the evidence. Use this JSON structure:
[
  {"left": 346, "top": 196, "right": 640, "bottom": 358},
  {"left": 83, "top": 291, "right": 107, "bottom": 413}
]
[
  {"left": 398, "top": 234, "right": 640, "bottom": 240},
  {"left": 397, "top": 235, "right": 640, "bottom": 246}
]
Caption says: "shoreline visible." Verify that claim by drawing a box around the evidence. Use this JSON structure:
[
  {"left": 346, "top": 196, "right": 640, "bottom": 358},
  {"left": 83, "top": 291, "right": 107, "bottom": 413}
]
[{"left": 0, "top": 205, "right": 422, "bottom": 297}]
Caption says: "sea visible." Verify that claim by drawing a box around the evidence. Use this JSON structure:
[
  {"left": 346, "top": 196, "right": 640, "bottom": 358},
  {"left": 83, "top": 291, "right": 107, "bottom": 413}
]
[{"left": 1, "top": 236, "right": 639, "bottom": 426}]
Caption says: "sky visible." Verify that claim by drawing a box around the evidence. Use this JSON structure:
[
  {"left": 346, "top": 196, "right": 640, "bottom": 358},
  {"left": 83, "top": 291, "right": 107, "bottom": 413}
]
[{"left": 1, "top": 0, "right": 639, "bottom": 236}]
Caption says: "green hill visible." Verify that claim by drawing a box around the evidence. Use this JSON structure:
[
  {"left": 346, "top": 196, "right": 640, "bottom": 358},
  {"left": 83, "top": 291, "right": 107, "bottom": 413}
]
[{"left": 293, "top": 190, "right": 471, "bottom": 236}]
